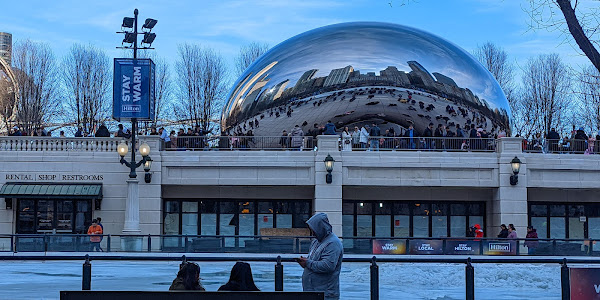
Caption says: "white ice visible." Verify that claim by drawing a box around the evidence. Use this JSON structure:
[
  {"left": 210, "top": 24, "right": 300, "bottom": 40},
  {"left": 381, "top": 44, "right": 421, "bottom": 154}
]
[{"left": 0, "top": 260, "right": 563, "bottom": 300}]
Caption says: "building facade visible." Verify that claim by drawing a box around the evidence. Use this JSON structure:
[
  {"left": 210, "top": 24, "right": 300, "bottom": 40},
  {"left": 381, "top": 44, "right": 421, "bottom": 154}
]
[
  {"left": 0, "top": 32, "right": 12, "bottom": 65},
  {"left": 0, "top": 136, "right": 599, "bottom": 252}
]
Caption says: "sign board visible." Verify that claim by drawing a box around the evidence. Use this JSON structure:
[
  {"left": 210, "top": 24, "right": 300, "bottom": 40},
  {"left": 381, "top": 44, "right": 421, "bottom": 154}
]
[
  {"left": 113, "top": 58, "right": 155, "bottom": 121},
  {"left": 570, "top": 268, "right": 600, "bottom": 299},
  {"left": 372, "top": 239, "right": 406, "bottom": 255},
  {"left": 444, "top": 240, "right": 481, "bottom": 255},
  {"left": 408, "top": 239, "right": 444, "bottom": 255},
  {"left": 482, "top": 240, "right": 517, "bottom": 255}
]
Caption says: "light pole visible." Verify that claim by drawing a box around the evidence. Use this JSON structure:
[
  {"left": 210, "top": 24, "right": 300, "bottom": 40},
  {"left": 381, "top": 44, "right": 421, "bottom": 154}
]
[{"left": 115, "top": 9, "right": 157, "bottom": 245}]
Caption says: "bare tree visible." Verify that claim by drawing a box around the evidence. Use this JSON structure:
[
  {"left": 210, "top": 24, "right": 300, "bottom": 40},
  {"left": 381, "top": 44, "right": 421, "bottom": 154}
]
[
  {"left": 12, "top": 40, "right": 59, "bottom": 134},
  {"left": 62, "top": 44, "right": 111, "bottom": 134},
  {"left": 520, "top": 53, "right": 572, "bottom": 137},
  {"left": 577, "top": 65, "right": 600, "bottom": 131},
  {"left": 175, "top": 44, "right": 228, "bottom": 133},
  {"left": 235, "top": 42, "right": 269, "bottom": 77},
  {"left": 473, "top": 42, "right": 517, "bottom": 133},
  {"left": 526, "top": 0, "right": 600, "bottom": 73},
  {"left": 130, "top": 52, "right": 172, "bottom": 126}
]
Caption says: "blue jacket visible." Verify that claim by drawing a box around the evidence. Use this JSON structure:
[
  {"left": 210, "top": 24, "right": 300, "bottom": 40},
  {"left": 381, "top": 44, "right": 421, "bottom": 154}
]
[
  {"left": 323, "top": 123, "right": 337, "bottom": 135},
  {"left": 302, "top": 213, "right": 343, "bottom": 300}
]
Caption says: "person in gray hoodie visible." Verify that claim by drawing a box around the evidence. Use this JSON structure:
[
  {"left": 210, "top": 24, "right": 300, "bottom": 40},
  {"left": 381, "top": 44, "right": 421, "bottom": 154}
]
[{"left": 297, "top": 213, "right": 343, "bottom": 300}]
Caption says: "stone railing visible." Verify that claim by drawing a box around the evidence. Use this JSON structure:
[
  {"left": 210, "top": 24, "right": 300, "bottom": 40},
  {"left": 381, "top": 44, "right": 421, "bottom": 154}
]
[{"left": 0, "top": 136, "right": 161, "bottom": 152}]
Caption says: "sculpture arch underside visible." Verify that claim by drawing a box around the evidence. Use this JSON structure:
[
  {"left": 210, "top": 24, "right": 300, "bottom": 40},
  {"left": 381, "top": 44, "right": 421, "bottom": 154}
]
[{"left": 0, "top": 57, "right": 19, "bottom": 128}]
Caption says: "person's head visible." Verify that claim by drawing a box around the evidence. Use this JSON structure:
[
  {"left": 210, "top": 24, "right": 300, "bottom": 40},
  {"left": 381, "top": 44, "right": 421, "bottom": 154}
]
[
  {"left": 527, "top": 225, "right": 534, "bottom": 232},
  {"left": 409, "top": 124, "right": 414, "bottom": 130},
  {"left": 354, "top": 126, "right": 359, "bottom": 131},
  {"left": 344, "top": 126, "right": 349, "bottom": 132},
  {"left": 227, "top": 262, "right": 259, "bottom": 291},
  {"left": 428, "top": 123, "right": 434, "bottom": 128},
  {"left": 456, "top": 124, "right": 461, "bottom": 129},
  {"left": 96, "top": 217, "right": 101, "bottom": 223},
  {"left": 306, "top": 213, "right": 332, "bottom": 242},
  {"left": 118, "top": 124, "right": 123, "bottom": 130},
  {"left": 500, "top": 224, "right": 507, "bottom": 230},
  {"left": 295, "top": 125, "right": 299, "bottom": 128},
  {"left": 509, "top": 224, "right": 515, "bottom": 231},
  {"left": 91, "top": 219, "right": 98, "bottom": 225},
  {"left": 60, "top": 131, "right": 65, "bottom": 136},
  {"left": 314, "top": 123, "right": 318, "bottom": 128},
  {"left": 328, "top": 120, "right": 332, "bottom": 124},
  {"left": 372, "top": 123, "right": 377, "bottom": 127},
  {"left": 551, "top": 128, "right": 556, "bottom": 132},
  {"left": 177, "top": 262, "right": 201, "bottom": 290}
]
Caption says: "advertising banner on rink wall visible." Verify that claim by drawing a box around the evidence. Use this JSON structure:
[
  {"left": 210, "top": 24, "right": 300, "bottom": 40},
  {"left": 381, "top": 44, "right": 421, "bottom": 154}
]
[
  {"left": 409, "top": 239, "right": 444, "bottom": 255},
  {"left": 444, "top": 240, "right": 481, "bottom": 255},
  {"left": 372, "top": 239, "right": 406, "bottom": 255},
  {"left": 113, "top": 58, "right": 156, "bottom": 121},
  {"left": 570, "top": 268, "right": 600, "bottom": 300},
  {"left": 482, "top": 240, "right": 517, "bottom": 255}
]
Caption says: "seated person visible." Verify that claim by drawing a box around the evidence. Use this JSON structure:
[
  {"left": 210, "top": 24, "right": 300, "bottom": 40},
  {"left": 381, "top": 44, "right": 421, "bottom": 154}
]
[
  {"left": 218, "top": 262, "right": 260, "bottom": 291},
  {"left": 169, "top": 262, "right": 205, "bottom": 291}
]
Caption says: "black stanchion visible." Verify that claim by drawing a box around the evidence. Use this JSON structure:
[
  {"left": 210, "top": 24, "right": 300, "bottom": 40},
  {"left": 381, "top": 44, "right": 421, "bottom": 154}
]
[
  {"left": 370, "top": 256, "right": 379, "bottom": 300},
  {"left": 147, "top": 234, "right": 151, "bottom": 252},
  {"left": 107, "top": 235, "right": 111, "bottom": 252},
  {"left": 561, "top": 258, "right": 570, "bottom": 300},
  {"left": 180, "top": 255, "right": 187, "bottom": 269},
  {"left": 465, "top": 257, "right": 475, "bottom": 300},
  {"left": 82, "top": 254, "right": 91, "bottom": 290},
  {"left": 275, "top": 255, "right": 284, "bottom": 291}
]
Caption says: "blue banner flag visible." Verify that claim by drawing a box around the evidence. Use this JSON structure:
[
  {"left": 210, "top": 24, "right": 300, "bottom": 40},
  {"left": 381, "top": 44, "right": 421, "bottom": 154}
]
[{"left": 113, "top": 58, "right": 156, "bottom": 121}]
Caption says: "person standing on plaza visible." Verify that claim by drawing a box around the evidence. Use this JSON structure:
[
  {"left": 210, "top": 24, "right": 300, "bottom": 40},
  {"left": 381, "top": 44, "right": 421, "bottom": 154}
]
[
  {"left": 525, "top": 226, "right": 539, "bottom": 255},
  {"left": 341, "top": 127, "right": 352, "bottom": 151},
  {"left": 87, "top": 219, "right": 103, "bottom": 252},
  {"left": 473, "top": 224, "right": 483, "bottom": 241},
  {"left": 369, "top": 123, "right": 381, "bottom": 151},
  {"left": 297, "top": 213, "right": 343, "bottom": 300},
  {"left": 291, "top": 125, "right": 305, "bottom": 150},
  {"left": 359, "top": 125, "right": 369, "bottom": 149},
  {"left": 324, "top": 120, "right": 337, "bottom": 135},
  {"left": 497, "top": 224, "right": 509, "bottom": 238},
  {"left": 507, "top": 224, "right": 518, "bottom": 239},
  {"left": 351, "top": 126, "right": 361, "bottom": 149}
]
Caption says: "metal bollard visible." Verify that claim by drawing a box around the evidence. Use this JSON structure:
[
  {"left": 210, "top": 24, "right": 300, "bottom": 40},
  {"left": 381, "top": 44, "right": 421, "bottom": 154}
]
[
  {"left": 561, "top": 258, "right": 570, "bottom": 300},
  {"left": 370, "top": 256, "right": 379, "bottom": 300},
  {"left": 275, "top": 256, "right": 284, "bottom": 291},
  {"left": 465, "top": 257, "right": 475, "bottom": 300},
  {"left": 180, "top": 255, "right": 187, "bottom": 269},
  {"left": 82, "top": 254, "right": 91, "bottom": 290},
  {"left": 147, "top": 234, "right": 152, "bottom": 252},
  {"left": 106, "top": 235, "right": 111, "bottom": 252}
]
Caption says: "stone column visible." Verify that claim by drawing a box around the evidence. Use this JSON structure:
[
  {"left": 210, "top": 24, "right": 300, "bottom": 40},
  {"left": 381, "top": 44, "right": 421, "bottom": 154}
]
[
  {"left": 492, "top": 138, "right": 527, "bottom": 240},
  {"left": 314, "top": 135, "right": 343, "bottom": 236},
  {"left": 123, "top": 178, "right": 141, "bottom": 233}
]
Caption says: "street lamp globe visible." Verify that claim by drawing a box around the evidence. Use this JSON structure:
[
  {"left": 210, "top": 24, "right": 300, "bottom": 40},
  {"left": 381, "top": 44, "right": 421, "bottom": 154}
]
[
  {"left": 117, "top": 142, "right": 129, "bottom": 157},
  {"left": 324, "top": 154, "right": 335, "bottom": 173},
  {"left": 139, "top": 143, "right": 150, "bottom": 157},
  {"left": 511, "top": 156, "right": 521, "bottom": 175}
]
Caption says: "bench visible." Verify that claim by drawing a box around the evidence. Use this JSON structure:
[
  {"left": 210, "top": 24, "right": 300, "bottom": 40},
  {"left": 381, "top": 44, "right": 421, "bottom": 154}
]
[{"left": 60, "top": 291, "right": 324, "bottom": 300}]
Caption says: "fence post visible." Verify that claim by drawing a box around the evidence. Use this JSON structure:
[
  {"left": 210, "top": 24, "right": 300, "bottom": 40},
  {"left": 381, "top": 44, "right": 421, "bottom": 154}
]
[
  {"left": 10, "top": 235, "right": 14, "bottom": 253},
  {"left": 370, "top": 256, "right": 379, "bottom": 300},
  {"left": 107, "top": 235, "right": 111, "bottom": 252},
  {"left": 82, "top": 254, "right": 91, "bottom": 290},
  {"left": 147, "top": 234, "right": 151, "bottom": 252},
  {"left": 180, "top": 255, "right": 187, "bottom": 269},
  {"left": 561, "top": 258, "right": 570, "bottom": 300},
  {"left": 275, "top": 255, "right": 284, "bottom": 291},
  {"left": 465, "top": 257, "right": 475, "bottom": 300}
]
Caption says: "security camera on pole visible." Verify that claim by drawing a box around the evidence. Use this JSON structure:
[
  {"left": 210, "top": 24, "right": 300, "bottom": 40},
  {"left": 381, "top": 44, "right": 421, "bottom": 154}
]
[{"left": 113, "top": 9, "right": 157, "bottom": 251}]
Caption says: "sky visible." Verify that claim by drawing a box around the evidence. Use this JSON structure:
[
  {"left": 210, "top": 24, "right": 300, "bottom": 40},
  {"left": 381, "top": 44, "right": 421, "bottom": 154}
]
[{"left": 0, "top": 0, "right": 593, "bottom": 82}]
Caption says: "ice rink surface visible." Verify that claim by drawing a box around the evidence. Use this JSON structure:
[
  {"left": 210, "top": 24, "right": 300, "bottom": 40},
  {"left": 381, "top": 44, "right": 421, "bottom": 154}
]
[{"left": 0, "top": 260, "right": 567, "bottom": 299}]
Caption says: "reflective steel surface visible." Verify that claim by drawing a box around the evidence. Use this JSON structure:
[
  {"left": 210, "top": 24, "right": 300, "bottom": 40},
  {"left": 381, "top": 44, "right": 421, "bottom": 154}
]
[{"left": 222, "top": 22, "right": 510, "bottom": 136}]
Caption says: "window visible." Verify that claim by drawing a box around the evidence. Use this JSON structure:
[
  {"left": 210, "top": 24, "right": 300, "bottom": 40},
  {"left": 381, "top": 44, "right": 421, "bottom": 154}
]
[
  {"left": 16, "top": 199, "right": 92, "bottom": 234},
  {"left": 528, "top": 202, "right": 600, "bottom": 239}
]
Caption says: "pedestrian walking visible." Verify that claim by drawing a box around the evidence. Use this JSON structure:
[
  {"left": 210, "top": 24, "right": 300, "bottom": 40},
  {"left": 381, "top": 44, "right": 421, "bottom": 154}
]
[{"left": 87, "top": 219, "right": 103, "bottom": 252}]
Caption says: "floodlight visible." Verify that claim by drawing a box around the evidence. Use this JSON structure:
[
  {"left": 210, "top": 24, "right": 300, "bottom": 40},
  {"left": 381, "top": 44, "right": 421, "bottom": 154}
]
[
  {"left": 142, "top": 18, "right": 157, "bottom": 31},
  {"left": 142, "top": 33, "right": 156, "bottom": 45},
  {"left": 123, "top": 32, "right": 136, "bottom": 44},
  {"left": 122, "top": 17, "right": 134, "bottom": 28}
]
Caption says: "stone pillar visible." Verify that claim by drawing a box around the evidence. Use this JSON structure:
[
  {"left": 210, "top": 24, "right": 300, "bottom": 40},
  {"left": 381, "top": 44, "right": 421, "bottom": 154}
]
[
  {"left": 491, "top": 138, "right": 527, "bottom": 240},
  {"left": 314, "top": 135, "right": 343, "bottom": 236},
  {"left": 123, "top": 178, "right": 141, "bottom": 233}
]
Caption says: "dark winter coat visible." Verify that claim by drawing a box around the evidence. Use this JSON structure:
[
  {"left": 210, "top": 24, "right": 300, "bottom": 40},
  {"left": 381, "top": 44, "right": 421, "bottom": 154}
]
[
  {"left": 168, "top": 277, "right": 205, "bottom": 291},
  {"left": 525, "top": 230, "right": 539, "bottom": 248},
  {"left": 497, "top": 228, "right": 509, "bottom": 238},
  {"left": 323, "top": 122, "right": 337, "bottom": 135}
]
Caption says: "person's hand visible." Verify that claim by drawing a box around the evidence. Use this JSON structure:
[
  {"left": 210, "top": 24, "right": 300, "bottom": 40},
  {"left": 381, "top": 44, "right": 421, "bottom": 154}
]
[{"left": 296, "top": 256, "right": 307, "bottom": 268}]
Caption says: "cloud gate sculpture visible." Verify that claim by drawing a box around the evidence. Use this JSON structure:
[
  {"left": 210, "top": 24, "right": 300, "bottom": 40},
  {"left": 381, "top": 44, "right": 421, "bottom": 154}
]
[{"left": 221, "top": 22, "right": 510, "bottom": 138}]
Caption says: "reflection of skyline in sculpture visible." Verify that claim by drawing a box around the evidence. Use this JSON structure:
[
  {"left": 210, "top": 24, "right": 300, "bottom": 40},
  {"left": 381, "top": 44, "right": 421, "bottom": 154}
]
[{"left": 221, "top": 22, "right": 510, "bottom": 136}]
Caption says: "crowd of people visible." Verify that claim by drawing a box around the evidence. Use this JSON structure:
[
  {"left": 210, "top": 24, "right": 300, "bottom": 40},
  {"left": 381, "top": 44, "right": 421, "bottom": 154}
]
[{"left": 523, "top": 126, "right": 600, "bottom": 154}]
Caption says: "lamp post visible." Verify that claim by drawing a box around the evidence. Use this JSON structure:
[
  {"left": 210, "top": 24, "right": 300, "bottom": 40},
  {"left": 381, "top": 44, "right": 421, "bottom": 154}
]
[
  {"left": 324, "top": 154, "right": 335, "bottom": 184},
  {"left": 509, "top": 156, "right": 521, "bottom": 186},
  {"left": 115, "top": 9, "right": 157, "bottom": 244}
]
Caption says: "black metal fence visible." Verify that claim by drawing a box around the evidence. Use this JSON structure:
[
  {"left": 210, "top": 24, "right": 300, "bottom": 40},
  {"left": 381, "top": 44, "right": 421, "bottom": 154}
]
[
  {"left": 347, "top": 137, "right": 497, "bottom": 152},
  {"left": 2, "top": 234, "right": 599, "bottom": 257},
  {"left": 1, "top": 254, "right": 593, "bottom": 300}
]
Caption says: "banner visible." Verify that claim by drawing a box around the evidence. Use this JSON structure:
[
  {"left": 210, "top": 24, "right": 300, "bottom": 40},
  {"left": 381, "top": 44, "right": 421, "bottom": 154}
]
[
  {"left": 113, "top": 58, "right": 156, "bottom": 121},
  {"left": 570, "top": 268, "right": 600, "bottom": 300},
  {"left": 372, "top": 239, "right": 406, "bottom": 255},
  {"left": 482, "top": 240, "right": 517, "bottom": 255},
  {"left": 409, "top": 239, "right": 444, "bottom": 255},
  {"left": 444, "top": 240, "right": 481, "bottom": 255}
]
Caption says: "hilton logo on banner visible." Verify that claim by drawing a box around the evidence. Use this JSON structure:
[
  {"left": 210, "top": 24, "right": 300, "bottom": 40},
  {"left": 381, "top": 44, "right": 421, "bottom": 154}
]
[
  {"left": 483, "top": 240, "right": 517, "bottom": 255},
  {"left": 113, "top": 58, "right": 156, "bottom": 121}
]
